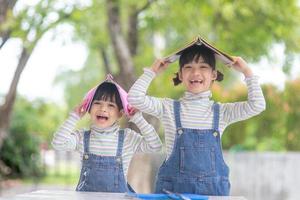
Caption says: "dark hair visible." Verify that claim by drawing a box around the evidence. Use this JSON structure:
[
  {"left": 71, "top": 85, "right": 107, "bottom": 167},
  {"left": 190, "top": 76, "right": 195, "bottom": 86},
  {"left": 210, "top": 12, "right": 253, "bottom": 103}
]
[
  {"left": 172, "top": 45, "right": 224, "bottom": 85},
  {"left": 89, "top": 82, "right": 123, "bottom": 112}
]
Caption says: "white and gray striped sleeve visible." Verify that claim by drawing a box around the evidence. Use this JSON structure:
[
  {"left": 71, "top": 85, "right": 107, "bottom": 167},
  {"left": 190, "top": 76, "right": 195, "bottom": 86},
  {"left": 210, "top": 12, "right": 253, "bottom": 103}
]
[
  {"left": 128, "top": 68, "right": 164, "bottom": 119},
  {"left": 221, "top": 75, "right": 266, "bottom": 125},
  {"left": 126, "top": 112, "right": 162, "bottom": 153},
  {"left": 51, "top": 112, "right": 81, "bottom": 151}
]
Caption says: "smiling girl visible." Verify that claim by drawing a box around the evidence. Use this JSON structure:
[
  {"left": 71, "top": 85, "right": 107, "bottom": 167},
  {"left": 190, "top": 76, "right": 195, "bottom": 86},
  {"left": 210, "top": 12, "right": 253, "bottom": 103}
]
[
  {"left": 128, "top": 44, "right": 266, "bottom": 195},
  {"left": 52, "top": 75, "right": 162, "bottom": 192}
]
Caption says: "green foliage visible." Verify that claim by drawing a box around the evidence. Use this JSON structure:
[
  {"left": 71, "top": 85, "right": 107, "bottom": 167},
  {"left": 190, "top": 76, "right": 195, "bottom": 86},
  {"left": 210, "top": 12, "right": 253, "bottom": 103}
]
[
  {"left": 0, "top": 126, "right": 43, "bottom": 178},
  {"left": 284, "top": 79, "right": 300, "bottom": 150},
  {"left": 11, "top": 97, "right": 65, "bottom": 142},
  {"left": 3, "top": 0, "right": 297, "bottom": 154},
  {"left": 0, "top": 96, "right": 64, "bottom": 178},
  {"left": 50, "top": 0, "right": 300, "bottom": 151},
  {"left": 55, "top": 0, "right": 300, "bottom": 102},
  {"left": 221, "top": 79, "right": 300, "bottom": 151}
]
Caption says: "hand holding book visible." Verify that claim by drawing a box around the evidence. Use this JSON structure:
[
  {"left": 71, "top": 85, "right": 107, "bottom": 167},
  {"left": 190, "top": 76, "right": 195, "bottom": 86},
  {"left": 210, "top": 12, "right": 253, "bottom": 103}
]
[
  {"left": 151, "top": 58, "right": 170, "bottom": 75},
  {"left": 231, "top": 56, "right": 253, "bottom": 77}
]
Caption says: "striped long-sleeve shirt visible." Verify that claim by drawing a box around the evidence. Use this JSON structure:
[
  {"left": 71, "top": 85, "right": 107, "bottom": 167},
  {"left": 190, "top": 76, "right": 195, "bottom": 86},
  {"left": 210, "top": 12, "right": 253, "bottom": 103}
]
[
  {"left": 128, "top": 68, "right": 266, "bottom": 158},
  {"left": 51, "top": 112, "right": 162, "bottom": 180}
]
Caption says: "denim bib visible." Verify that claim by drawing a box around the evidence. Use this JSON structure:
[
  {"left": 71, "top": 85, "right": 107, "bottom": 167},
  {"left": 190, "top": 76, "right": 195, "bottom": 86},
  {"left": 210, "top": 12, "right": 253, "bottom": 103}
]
[
  {"left": 76, "top": 130, "right": 128, "bottom": 192},
  {"left": 155, "top": 101, "right": 230, "bottom": 195}
]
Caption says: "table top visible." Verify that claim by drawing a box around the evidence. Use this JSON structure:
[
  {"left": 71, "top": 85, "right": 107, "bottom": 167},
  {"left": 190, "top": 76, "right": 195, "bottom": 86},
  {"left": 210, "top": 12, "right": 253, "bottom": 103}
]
[{"left": 2, "top": 190, "right": 247, "bottom": 200}]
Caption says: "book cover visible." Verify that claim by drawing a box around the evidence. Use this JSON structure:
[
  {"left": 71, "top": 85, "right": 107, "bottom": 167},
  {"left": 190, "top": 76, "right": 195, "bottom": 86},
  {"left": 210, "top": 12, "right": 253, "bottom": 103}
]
[{"left": 164, "top": 36, "right": 234, "bottom": 65}]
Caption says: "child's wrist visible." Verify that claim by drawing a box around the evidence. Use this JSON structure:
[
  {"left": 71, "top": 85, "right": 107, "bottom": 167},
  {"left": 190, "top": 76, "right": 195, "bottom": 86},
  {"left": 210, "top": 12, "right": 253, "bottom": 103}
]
[
  {"left": 144, "top": 68, "right": 157, "bottom": 77},
  {"left": 69, "top": 112, "right": 81, "bottom": 121},
  {"left": 243, "top": 68, "right": 253, "bottom": 77},
  {"left": 129, "top": 112, "right": 143, "bottom": 123},
  {"left": 150, "top": 67, "right": 158, "bottom": 75}
]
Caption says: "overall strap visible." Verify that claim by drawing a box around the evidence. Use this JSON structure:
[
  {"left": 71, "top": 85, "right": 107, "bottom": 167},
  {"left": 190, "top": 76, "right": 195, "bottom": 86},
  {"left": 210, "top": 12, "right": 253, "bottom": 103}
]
[
  {"left": 173, "top": 101, "right": 182, "bottom": 130},
  {"left": 116, "top": 129, "right": 125, "bottom": 157},
  {"left": 212, "top": 103, "right": 220, "bottom": 132},
  {"left": 83, "top": 130, "right": 91, "bottom": 154}
]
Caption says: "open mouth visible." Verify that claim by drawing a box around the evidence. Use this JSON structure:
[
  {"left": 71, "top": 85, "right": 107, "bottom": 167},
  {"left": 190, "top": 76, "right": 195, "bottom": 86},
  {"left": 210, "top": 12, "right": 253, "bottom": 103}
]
[
  {"left": 189, "top": 80, "right": 203, "bottom": 84},
  {"left": 96, "top": 115, "right": 109, "bottom": 121}
]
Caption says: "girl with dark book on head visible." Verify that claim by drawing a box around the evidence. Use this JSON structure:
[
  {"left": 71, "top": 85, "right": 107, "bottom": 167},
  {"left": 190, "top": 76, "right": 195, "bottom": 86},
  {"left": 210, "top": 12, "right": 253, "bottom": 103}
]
[{"left": 128, "top": 44, "right": 266, "bottom": 196}]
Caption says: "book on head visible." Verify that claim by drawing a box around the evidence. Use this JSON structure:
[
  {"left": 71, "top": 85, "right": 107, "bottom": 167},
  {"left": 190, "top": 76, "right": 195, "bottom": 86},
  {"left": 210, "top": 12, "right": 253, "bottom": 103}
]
[{"left": 164, "top": 36, "right": 234, "bottom": 65}]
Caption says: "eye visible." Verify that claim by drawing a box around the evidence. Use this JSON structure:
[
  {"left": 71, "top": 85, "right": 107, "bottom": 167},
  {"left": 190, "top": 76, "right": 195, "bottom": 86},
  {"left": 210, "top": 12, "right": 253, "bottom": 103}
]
[
  {"left": 200, "top": 64, "right": 210, "bottom": 69},
  {"left": 93, "top": 101, "right": 100, "bottom": 105},
  {"left": 183, "top": 65, "right": 192, "bottom": 69},
  {"left": 108, "top": 103, "right": 116, "bottom": 108}
]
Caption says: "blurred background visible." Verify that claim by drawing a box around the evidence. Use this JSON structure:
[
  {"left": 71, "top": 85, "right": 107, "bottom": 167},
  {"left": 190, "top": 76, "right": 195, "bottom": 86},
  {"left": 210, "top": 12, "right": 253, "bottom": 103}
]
[{"left": 0, "top": 0, "right": 300, "bottom": 200}]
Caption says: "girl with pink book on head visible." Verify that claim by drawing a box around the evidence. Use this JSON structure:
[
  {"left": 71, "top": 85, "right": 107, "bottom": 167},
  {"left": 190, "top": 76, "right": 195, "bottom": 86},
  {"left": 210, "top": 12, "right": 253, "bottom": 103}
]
[{"left": 52, "top": 74, "right": 162, "bottom": 193}]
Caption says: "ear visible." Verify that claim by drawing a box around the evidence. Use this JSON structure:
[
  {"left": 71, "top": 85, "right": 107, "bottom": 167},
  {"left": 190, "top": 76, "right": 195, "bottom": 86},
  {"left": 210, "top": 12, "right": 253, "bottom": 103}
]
[
  {"left": 212, "top": 70, "right": 217, "bottom": 81},
  {"left": 178, "top": 71, "right": 183, "bottom": 81}
]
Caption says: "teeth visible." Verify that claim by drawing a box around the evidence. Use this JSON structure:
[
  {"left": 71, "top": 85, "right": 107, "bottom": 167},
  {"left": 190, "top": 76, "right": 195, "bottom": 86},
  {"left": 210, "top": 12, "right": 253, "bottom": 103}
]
[{"left": 190, "top": 80, "right": 203, "bottom": 84}]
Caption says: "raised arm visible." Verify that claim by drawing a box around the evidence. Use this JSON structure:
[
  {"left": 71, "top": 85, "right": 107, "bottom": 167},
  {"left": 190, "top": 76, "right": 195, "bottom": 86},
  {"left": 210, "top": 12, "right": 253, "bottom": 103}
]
[
  {"left": 222, "top": 57, "right": 266, "bottom": 124},
  {"left": 51, "top": 104, "right": 85, "bottom": 151},
  {"left": 128, "top": 59, "right": 170, "bottom": 119},
  {"left": 125, "top": 111, "right": 162, "bottom": 153}
]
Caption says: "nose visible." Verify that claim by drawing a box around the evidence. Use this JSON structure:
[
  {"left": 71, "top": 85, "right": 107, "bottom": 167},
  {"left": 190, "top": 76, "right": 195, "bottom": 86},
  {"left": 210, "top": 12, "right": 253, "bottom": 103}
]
[
  {"left": 99, "top": 104, "right": 107, "bottom": 112},
  {"left": 191, "top": 67, "right": 201, "bottom": 75}
]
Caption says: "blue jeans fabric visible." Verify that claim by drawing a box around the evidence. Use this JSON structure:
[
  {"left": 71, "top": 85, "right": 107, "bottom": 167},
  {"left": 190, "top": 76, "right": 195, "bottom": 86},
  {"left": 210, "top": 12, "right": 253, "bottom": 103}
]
[
  {"left": 155, "top": 101, "right": 230, "bottom": 195},
  {"left": 76, "top": 130, "right": 129, "bottom": 192}
]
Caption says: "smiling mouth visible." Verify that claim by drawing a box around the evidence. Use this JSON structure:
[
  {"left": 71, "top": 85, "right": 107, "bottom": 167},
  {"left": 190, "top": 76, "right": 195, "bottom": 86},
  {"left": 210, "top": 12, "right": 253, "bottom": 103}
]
[
  {"left": 189, "top": 80, "right": 203, "bottom": 84},
  {"left": 96, "top": 115, "right": 108, "bottom": 121}
]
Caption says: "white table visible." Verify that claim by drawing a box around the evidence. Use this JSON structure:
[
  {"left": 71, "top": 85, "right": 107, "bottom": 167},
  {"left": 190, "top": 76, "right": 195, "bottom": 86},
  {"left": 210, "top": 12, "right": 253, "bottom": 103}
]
[{"left": 2, "top": 190, "right": 247, "bottom": 200}]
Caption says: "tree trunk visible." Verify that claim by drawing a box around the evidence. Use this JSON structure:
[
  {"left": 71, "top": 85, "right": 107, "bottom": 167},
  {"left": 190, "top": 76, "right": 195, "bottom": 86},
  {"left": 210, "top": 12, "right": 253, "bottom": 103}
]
[
  {"left": 127, "top": 8, "right": 138, "bottom": 57},
  {"left": 0, "top": 47, "right": 30, "bottom": 148},
  {"left": 105, "top": 0, "right": 160, "bottom": 132},
  {"left": 106, "top": 0, "right": 136, "bottom": 90},
  {"left": 127, "top": 0, "right": 155, "bottom": 57}
]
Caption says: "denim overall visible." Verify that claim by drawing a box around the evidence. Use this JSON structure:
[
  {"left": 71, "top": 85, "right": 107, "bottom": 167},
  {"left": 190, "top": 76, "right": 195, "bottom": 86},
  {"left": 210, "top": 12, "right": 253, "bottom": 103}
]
[
  {"left": 76, "top": 130, "right": 129, "bottom": 192},
  {"left": 155, "top": 101, "right": 230, "bottom": 195}
]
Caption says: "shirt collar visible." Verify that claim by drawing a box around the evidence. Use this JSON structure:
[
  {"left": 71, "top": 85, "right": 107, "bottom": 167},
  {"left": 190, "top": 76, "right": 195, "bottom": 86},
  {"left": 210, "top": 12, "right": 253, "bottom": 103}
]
[
  {"left": 90, "top": 123, "right": 120, "bottom": 136},
  {"left": 181, "top": 90, "right": 212, "bottom": 101}
]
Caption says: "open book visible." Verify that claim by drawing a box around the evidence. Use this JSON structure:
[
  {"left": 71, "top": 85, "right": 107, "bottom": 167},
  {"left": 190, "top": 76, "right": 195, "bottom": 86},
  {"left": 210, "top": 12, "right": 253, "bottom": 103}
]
[{"left": 164, "top": 36, "right": 234, "bottom": 65}]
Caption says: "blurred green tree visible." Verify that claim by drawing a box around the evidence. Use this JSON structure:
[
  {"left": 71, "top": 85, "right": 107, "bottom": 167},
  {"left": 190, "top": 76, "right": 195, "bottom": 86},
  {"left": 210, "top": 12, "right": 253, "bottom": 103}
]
[
  {"left": 0, "top": 0, "right": 78, "bottom": 148},
  {"left": 54, "top": 0, "right": 300, "bottom": 139},
  {"left": 0, "top": 96, "right": 63, "bottom": 178}
]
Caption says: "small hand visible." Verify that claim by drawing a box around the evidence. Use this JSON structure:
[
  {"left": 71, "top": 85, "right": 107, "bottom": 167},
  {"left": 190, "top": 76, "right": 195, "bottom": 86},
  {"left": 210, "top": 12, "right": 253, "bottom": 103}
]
[
  {"left": 151, "top": 58, "right": 170, "bottom": 75},
  {"left": 128, "top": 107, "right": 138, "bottom": 118},
  {"left": 230, "top": 56, "right": 253, "bottom": 77},
  {"left": 73, "top": 103, "right": 86, "bottom": 118}
]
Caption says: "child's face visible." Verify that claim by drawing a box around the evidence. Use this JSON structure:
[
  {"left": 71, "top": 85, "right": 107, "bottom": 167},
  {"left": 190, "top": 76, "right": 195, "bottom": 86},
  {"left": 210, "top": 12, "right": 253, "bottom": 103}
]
[
  {"left": 179, "top": 56, "right": 217, "bottom": 94},
  {"left": 89, "top": 100, "right": 123, "bottom": 128}
]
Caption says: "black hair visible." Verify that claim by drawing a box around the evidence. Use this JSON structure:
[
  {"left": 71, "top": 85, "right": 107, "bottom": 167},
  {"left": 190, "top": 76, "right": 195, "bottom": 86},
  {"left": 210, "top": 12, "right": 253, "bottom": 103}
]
[
  {"left": 173, "top": 45, "right": 224, "bottom": 85},
  {"left": 89, "top": 82, "right": 123, "bottom": 112}
]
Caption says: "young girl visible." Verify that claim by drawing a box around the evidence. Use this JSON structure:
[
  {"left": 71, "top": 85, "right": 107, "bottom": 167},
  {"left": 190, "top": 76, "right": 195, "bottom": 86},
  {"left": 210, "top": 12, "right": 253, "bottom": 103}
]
[
  {"left": 52, "top": 75, "right": 162, "bottom": 192},
  {"left": 128, "top": 45, "right": 266, "bottom": 195}
]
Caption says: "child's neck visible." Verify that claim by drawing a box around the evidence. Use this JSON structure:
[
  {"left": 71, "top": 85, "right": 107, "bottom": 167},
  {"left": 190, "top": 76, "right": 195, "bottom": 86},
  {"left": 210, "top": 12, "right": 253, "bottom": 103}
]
[
  {"left": 91, "top": 122, "right": 119, "bottom": 133},
  {"left": 183, "top": 90, "right": 211, "bottom": 100}
]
